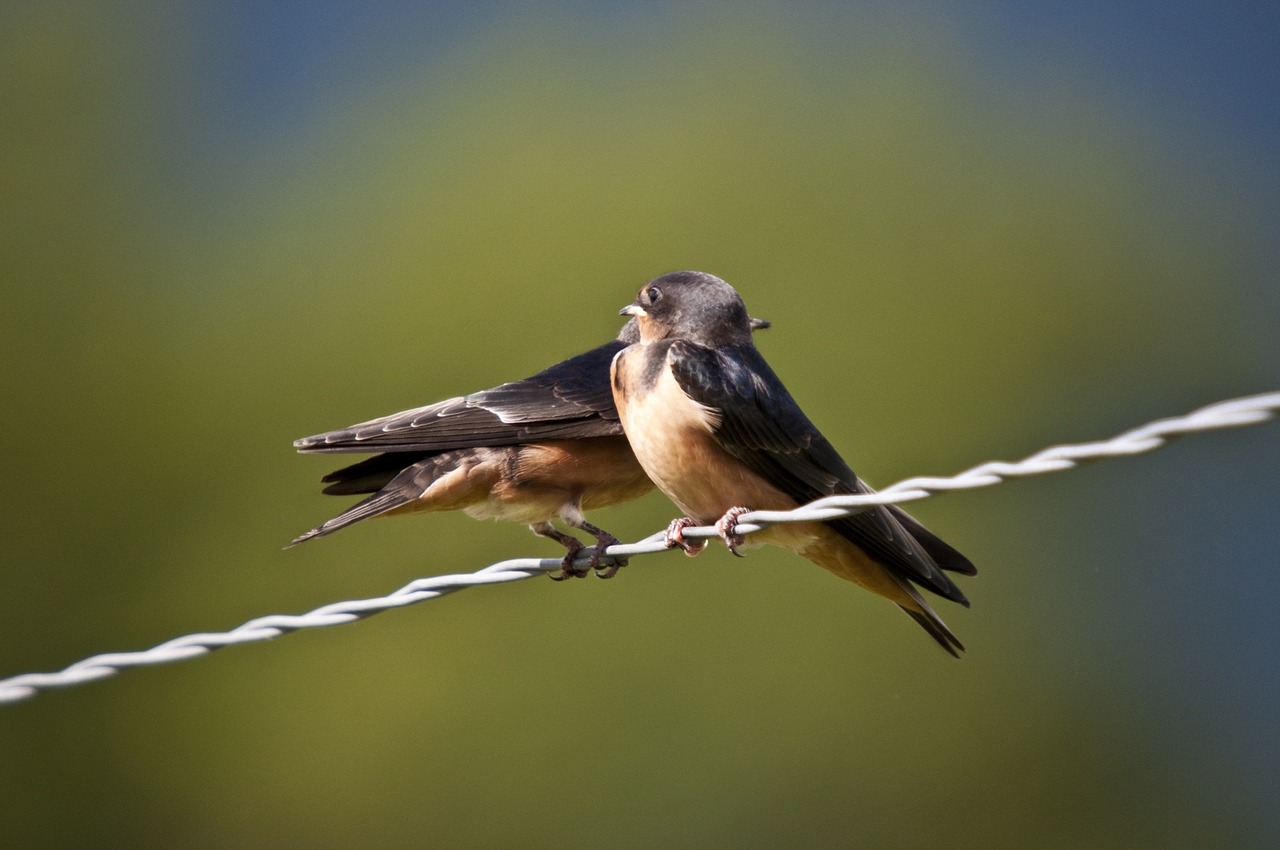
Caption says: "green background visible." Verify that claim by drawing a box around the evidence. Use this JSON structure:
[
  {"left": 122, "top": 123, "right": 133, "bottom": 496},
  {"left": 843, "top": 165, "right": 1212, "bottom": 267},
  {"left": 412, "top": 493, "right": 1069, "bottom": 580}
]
[{"left": 3, "top": 3, "right": 1278, "bottom": 847}]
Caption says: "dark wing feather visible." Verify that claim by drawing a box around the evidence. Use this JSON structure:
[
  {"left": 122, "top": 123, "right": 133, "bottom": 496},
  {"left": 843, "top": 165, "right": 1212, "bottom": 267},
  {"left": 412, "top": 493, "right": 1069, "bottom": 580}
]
[
  {"left": 295, "top": 340, "right": 626, "bottom": 453},
  {"left": 666, "top": 340, "right": 973, "bottom": 604},
  {"left": 886, "top": 505, "right": 978, "bottom": 576}
]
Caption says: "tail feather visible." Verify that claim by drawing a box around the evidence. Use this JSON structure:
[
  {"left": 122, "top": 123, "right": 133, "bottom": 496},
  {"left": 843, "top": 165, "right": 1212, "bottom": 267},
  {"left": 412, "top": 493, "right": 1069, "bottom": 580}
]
[
  {"left": 800, "top": 526, "right": 967, "bottom": 656},
  {"left": 900, "top": 605, "right": 965, "bottom": 658},
  {"left": 890, "top": 567, "right": 965, "bottom": 657},
  {"left": 287, "top": 490, "right": 417, "bottom": 547},
  {"left": 289, "top": 448, "right": 490, "bottom": 548}
]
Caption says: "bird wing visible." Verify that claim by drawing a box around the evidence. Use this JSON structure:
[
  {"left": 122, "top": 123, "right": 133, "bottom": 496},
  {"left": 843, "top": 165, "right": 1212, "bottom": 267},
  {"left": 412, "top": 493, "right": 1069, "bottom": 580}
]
[
  {"left": 666, "top": 340, "right": 972, "bottom": 603},
  {"left": 295, "top": 340, "right": 626, "bottom": 453}
]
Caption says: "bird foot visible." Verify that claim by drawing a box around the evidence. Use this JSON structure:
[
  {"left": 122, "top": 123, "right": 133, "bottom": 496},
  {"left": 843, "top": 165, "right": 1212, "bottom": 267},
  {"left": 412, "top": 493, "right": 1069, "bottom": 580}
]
[
  {"left": 715, "top": 507, "right": 752, "bottom": 557},
  {"left": 664, "top": 517, "right": 707, "bottom": 557},
  {"left": 589, "top": 532, "right": 627, "bottom": 579},
  {"left": 547, "top": 539, "right": 590, "bottom": 581},
  {"left": 548, "top": 533, "right": 628, "bottom": 580}
]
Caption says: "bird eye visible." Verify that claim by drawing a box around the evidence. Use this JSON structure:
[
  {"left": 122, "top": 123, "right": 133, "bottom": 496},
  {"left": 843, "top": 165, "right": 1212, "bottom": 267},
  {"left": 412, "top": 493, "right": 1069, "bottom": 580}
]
[{"left": 646, "top": 286, "right": 662, "bottom": 303}]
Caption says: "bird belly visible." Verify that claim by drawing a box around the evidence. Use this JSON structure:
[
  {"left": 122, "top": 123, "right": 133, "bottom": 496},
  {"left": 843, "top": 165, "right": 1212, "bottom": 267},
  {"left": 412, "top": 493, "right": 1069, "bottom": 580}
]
[
  {"left": 513, "top": 438, "right": 654, "bottom": 512},
  {"left": 452, "top": 438, "right": 651, "bottom": 525}
]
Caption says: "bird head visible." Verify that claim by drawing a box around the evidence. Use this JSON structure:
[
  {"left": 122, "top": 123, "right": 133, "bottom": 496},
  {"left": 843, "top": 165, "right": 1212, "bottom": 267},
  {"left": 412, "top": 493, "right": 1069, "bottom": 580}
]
[{"left": 619, "top": 271, "right": 756, "bottom": 347}]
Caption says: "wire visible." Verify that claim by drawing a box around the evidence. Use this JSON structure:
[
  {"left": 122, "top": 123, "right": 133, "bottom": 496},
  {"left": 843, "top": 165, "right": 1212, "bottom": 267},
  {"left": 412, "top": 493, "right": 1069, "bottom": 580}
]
[{"left": 1, "top": 390, "right": 1277, "bottom": 705}]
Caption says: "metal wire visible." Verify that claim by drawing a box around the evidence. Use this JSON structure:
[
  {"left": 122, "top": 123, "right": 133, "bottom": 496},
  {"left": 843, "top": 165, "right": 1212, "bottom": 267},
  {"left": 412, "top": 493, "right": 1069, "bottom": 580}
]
[{"left": 2, "top": 390, "right": 1277, "bottom": 705}]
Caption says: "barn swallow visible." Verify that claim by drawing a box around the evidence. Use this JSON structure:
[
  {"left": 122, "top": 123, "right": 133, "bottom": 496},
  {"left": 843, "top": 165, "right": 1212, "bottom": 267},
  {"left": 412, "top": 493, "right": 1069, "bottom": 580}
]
[
  {"left": 291, "top": 315, "right": 770, "bottom": 579},
  {"left": 610, "top": 271, "right": 976, "bottom": 654}
]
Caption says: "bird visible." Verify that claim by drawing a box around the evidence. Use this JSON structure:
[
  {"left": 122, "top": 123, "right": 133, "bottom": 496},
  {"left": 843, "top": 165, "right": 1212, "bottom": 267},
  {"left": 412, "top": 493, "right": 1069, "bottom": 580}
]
[
  {"left": 291, "top": 314, "right": 770, "bottom": 579},
  {"left": 610, "top": 271, "right": 976, "bottom": 654}
]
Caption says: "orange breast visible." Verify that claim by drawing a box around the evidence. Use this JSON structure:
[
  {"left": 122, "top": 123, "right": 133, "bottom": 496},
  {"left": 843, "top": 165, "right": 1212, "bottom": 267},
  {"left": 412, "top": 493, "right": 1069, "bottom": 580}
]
[{"left": 614, "top": 346, "right": 797, "bottom": 524}]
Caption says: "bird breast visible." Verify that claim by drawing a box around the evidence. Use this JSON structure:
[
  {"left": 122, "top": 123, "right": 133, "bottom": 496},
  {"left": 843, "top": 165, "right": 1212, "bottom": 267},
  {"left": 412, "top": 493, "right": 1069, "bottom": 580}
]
[{"left": 613, "top": 345, "right": 795, "bottom": 525}]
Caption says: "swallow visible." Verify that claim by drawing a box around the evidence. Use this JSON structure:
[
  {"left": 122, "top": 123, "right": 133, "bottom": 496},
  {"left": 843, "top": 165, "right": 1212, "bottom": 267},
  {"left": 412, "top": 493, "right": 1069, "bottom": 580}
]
[
  {"left": 610, "top": 271, "right": 976, "bottom": 654},
  {"left": 291, "top": 315, "right": 770, "bottom": 579}
]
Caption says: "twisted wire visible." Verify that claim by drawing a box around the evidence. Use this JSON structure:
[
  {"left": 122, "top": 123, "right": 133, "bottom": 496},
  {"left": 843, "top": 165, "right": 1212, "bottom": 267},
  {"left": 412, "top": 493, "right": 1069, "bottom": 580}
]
[{"left": 2, "top": 390, "right": 1276, "bottom": 705}]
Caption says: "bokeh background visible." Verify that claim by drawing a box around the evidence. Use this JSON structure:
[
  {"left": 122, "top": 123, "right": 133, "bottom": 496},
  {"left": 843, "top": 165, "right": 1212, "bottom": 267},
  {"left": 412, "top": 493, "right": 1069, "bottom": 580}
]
[{"left": 3, "top": 2, "right": 1278, "bottom": 847}]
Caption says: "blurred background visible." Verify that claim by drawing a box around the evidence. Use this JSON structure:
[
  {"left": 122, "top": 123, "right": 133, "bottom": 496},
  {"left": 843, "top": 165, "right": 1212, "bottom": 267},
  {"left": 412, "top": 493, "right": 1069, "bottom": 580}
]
[{"left": 2, "top": 2, "right": 1278, "bottom": 847}]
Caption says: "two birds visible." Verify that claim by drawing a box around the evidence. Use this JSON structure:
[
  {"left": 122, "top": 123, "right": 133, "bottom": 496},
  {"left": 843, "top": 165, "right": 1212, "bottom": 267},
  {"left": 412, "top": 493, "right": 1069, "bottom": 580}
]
[{"left": 294, "top": 272, "right": 976, "bottom": 654}]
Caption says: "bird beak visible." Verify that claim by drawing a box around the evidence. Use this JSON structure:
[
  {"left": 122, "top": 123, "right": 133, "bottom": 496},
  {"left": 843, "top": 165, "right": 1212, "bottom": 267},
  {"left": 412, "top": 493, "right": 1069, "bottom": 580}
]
[
  {"left": 749, "top": 317, "right": 771, "bottom": 330},
  {"left": 620, "top": 304, "right": 646, "bottom": 318}
]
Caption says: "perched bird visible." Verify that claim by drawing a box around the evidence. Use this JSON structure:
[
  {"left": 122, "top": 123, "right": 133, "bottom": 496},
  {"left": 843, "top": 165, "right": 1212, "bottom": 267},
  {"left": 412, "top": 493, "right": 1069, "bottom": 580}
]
[
  {"left": 291, "top": 315, "right": 769, "bottom": 579},
  {"left": 610, "top": 271, "right": 976, "bottom": 654}
]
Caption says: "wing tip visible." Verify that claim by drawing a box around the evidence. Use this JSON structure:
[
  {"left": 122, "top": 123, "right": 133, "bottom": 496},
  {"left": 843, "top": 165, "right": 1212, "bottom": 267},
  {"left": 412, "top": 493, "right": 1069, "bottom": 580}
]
[
  {"left": 284, "top": 527, "right": 322, "bottom": 548},
  {"left": 293, "top": 434, "right": 332, "bottom": 452}
]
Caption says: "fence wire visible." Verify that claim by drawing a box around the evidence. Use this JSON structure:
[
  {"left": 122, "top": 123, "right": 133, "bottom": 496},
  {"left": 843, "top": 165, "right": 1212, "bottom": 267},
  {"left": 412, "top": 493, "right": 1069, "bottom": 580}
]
[{"left": 2, "top": 390, "right": 1277, "bottom": 705}]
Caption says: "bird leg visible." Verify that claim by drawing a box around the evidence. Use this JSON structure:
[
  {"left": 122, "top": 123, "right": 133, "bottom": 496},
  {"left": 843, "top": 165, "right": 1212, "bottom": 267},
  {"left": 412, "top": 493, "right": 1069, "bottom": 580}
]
[
  {"left": 573, "top": 519, "right": 628, "bottom": 579},
  {"left": 715, "top": 506, "right": 752, "bottom": 557},
  {"left": 532, "top": 522, "right": 590, "bottom": 580},
  {"left": 663, "top": 517, "right": 707, "bottom": 557}
]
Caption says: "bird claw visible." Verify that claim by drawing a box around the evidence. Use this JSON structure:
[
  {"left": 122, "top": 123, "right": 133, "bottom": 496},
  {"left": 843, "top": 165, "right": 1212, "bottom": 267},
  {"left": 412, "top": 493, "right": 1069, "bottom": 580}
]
[
  {"left": 589, "top": 533, "right": 627, "bottom": 579},
  {"left": 548, "top": 536, "right": 628, "bottom": 580},
  {"left": 547, "top": 539, "right": 590, "bottom": 581},
  {"left": 548, "top": 557, "right": 590, "bottom": 581},
  {"left": 593, "top": 559, "right": 623, "bottom": 579},
  {"left": 664, "top": 517, "right": 707, "bottom": 557},
  {"left": 715, "top": 507, "right": 751, "bottom": 557}
]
